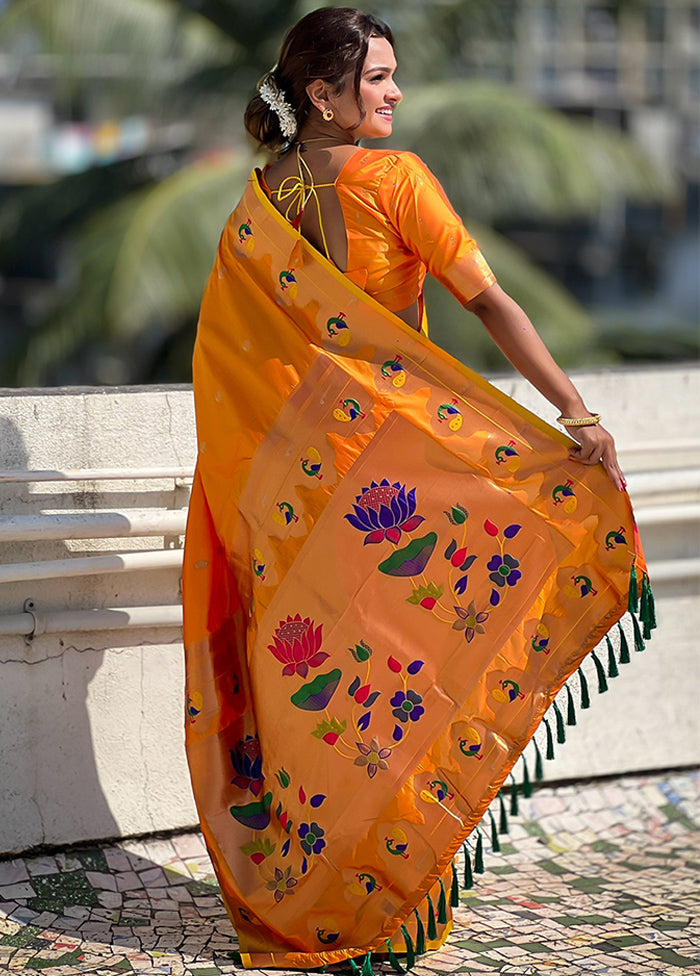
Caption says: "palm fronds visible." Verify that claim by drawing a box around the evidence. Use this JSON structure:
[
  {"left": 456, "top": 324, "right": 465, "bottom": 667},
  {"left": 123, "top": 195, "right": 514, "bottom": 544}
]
[
  {"left": 16, "top": 153, "right": 252, "bottom": 385},
  {"left": 392, "top": 82, "right": 676, "bottom": 223}
]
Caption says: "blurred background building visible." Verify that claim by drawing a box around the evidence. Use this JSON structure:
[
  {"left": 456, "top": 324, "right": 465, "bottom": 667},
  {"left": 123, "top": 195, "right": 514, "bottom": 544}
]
[{"left": 0, "top": 0, "right": 697, "bottom": 384}]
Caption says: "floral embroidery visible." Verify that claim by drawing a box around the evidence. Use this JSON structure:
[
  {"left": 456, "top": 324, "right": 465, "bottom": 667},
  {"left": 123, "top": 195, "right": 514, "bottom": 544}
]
[
  {"left": 345, "top": 479, "right": 424, "bottom": 545},
  {"left": 268, "top": 614, "right": 329, "bottom": 678},
  {"left": 230, "top": 735, "right": 264, "bottom": 795},
  {"left": 266, "top": 866, "right": 297, "bottom": 903},
  {"left": 390, "top": 689, "right": 424, "bottom": 724},
  {"left": 488, "top": 553, "right": 522, "bottom": 588},
  {"left": 354, "top": 737, "right": 391, "bottom": 778},
  {"left": 453, "top": 601, "right": 489, "bottom": 642},
  {"left": 298, "top": 821, "right": 326, "bottom": 855}
]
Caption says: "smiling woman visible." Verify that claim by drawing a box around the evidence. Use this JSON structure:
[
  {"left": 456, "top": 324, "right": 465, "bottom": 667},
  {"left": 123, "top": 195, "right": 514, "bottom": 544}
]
[{"left": 183, "top": 5, "right": 652, "bottom": 973}]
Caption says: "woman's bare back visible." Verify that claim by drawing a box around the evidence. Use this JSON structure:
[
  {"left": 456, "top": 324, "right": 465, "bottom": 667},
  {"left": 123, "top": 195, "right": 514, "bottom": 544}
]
[{"left": 264, "top": 143, "right": 362, "bottom": 272}]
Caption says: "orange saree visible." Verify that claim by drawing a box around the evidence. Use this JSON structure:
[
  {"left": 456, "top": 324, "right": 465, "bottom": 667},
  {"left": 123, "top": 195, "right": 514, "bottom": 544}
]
[{"left": 183, "top": 168, "right": 654, "bottom": 971}]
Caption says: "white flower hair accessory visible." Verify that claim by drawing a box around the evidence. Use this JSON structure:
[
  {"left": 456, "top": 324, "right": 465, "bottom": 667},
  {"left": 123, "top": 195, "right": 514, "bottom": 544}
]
[{"left": 258, "top": 73, "right": 297, "bottom": 142}]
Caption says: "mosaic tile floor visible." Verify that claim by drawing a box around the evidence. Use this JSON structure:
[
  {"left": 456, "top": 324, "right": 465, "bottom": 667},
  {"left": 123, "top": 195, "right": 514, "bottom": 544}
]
[{"left": 0, "top": 770, "right": 698, "bottom": 975}]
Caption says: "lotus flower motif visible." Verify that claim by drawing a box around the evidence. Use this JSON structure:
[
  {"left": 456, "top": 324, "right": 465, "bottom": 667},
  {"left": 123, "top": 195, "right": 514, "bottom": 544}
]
[
  {"left": 345, "top": 479, "right": 424, "bottom": 545},
  {"left": 268, "top": 614, "right": 329, "bottom": 678},
  {"left": 229, "top": 734, "right": 264, "bottom": 795}
]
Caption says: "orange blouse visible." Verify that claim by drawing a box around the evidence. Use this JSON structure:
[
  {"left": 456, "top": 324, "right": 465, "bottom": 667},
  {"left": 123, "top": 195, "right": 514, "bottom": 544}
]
[{"left": 265, "top": 148, "right": 496, "bottom": 317}]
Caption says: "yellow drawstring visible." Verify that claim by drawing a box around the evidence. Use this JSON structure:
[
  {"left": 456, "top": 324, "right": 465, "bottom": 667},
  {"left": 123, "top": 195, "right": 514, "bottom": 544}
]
[{"left": 271, "top": 144, "right": 335, "bottom": 260}]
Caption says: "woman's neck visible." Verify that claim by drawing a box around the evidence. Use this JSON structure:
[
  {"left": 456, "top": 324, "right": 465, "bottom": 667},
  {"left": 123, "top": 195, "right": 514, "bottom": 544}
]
[{"left": 295, "top": 121, "right": 358, "bottom": 149}]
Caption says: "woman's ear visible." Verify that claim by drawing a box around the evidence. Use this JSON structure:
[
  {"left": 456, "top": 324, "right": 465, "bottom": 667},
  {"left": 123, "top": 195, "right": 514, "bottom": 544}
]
[{"left": 306, "top": 79, "right": 331, "bottom": 114}]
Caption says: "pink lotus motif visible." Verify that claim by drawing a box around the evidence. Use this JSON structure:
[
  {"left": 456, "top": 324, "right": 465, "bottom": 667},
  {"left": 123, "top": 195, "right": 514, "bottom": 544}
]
[{"left": 268, "top": 613, "right": 329, "bottom": 678}]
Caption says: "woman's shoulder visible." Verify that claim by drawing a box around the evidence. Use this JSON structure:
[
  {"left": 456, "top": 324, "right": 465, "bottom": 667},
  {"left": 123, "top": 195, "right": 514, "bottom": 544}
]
[{"left": 343, "top": 147, "right": 432, "bottom": 183}]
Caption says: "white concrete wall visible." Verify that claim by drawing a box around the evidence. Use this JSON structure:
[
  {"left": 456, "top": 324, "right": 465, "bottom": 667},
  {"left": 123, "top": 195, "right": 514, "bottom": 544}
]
[{"left": 0, "top": 366, "right": 697, "bottom": 855}]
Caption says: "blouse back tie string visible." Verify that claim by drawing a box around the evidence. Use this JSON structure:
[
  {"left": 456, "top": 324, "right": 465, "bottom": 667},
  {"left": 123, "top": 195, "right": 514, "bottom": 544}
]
[{"left": 271, "top": 144, "right": 335, "bottom": 259}]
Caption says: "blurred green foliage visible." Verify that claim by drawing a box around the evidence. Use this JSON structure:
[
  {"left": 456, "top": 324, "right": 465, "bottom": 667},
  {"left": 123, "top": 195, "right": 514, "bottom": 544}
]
[{"left": 0, "top": 0, "right": 688, "bottom": 387}]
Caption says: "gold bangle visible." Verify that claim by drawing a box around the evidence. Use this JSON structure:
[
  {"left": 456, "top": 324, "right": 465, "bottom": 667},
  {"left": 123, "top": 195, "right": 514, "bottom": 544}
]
[{"left": 557, "top": 413, "right": 601, "bottom": 428}]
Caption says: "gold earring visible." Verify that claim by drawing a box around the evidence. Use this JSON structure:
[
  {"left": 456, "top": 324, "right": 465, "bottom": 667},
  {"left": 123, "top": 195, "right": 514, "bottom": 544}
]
[{"left": 322, "top": 107, "right": 334, "bottom": 122}]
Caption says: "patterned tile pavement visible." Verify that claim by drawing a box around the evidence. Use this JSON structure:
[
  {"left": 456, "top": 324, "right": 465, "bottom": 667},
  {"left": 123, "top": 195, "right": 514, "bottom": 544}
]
[{"left": 0, "top": 770, "right": 697, "bottom": 975}]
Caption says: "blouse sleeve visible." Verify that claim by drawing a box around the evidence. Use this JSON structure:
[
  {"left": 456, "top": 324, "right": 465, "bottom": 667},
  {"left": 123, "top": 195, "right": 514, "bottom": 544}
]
[{"left": 379, "top": 152, "right": 496, "bottom": 306}]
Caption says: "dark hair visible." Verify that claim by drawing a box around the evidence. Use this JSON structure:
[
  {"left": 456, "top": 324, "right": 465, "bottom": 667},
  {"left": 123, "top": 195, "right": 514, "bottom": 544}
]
[{"left": 244, "top": 7, "right": 394, "bottom": 153}]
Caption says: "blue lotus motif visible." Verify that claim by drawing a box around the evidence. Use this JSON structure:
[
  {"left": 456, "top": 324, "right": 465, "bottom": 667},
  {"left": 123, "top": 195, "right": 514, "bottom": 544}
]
[
  {"left": 230, "top": 734, "right": 264, "bottom": 796},
  {"left": 345, "top": 479, "right": 424, "bottom": 545}
]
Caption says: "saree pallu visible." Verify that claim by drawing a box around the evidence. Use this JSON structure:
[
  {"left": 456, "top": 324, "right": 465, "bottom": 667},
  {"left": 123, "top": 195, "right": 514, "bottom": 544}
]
[{"left": 183, "top": 171, "right": 653, "bottom": 971}]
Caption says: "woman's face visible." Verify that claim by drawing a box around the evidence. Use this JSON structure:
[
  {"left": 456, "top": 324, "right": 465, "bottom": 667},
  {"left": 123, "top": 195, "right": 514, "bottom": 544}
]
[{"left": 330, "top": 36, "right": 402, "bottom": 139}]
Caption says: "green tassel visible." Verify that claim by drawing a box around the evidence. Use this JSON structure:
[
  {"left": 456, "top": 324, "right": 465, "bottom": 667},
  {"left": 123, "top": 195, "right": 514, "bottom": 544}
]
[
  {"left": 437, "top": 878, "right": 448, "bottom": 924},
  {"left": 412, "top": 907, "right": 425, "bottom": 955},
  {"left": 475, "top": 831, "right": 485, "bottom": 873},
  {"left": 565, "top": 684, "right": 577, "bottom": 726},
  {"left": 631, "top": 612, "right": 645, "bottom": 652},
  {"left": 402, "top": 923, "right": 415, "bottom": 969},
  {"left": 628, "top": 560, "right": 638, "bottom": 613},
  {"left": 640, "top": 574, "right": 656, "bottom": 639},
  {"left": 543, "top": 716, "right": 555, "bottom": 760},
  {"left": 361, "top": 952, "right": 373, "bottom": 976},
  {"left": 533, "top": 738, "right": 544, "bottom": 782},
  {"left": 488, "top": 809, "right": 501, "bottom": 851},
  {"left": 385, "top": 939, "right": 404, "bottom": 974},
  {"left": 618, "top": 621, "right": 630, "bottom": 664},
  {"left": 553, "top": 700, "right": 566, "bottom": 744},
  {"left": 646, "top": 575, "right": 657, "bottom": 629},
  {"left": 510, "top": 777, "right": 519, "bottom": 816},
  {"left": 577, "top": 667, "right": 591, "bottom": 709},
  {"left": 591, "top": 649, "right": 609, "bottom": 693},
  {"left": 349, "top": 960, "right": 361, "bottom": 976},
  {"left": 450, "top": 860, "right": 459, "bottom": 906},
  {"left": 498, "top": 790, "right": 509, "bottom": 833},
  {"left": 606, "top": 635, "right": 619, "bottom": 678},
  {"left": 462, "top": 845, "right": 473, "bottom": 889},
  {"left": 521, "top": 755, "right": 532, "bottom": 798},
  {"left": 426, "top": 893, "right": 437, "bottom": 941}
]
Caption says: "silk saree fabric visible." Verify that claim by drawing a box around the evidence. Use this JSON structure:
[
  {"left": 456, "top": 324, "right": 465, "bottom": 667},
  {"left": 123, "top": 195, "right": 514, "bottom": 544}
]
[{"left": 183, "top": 170, "right": 651, "bottom": 971}]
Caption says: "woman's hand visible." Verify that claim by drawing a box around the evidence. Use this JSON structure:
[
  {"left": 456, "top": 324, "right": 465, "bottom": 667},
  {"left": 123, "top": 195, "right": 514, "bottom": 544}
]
[
  {"left": 465, "top": 285, "right": 628, "bottom": 493},
  {"left": 566, "top": 424, "right": 627, "bottom": 492}
]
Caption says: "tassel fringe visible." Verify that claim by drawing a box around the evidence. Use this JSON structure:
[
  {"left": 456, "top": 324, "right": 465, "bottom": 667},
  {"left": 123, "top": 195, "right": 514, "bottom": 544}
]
[
  {"left": 565, "top": 684, "right": 577, "bottom": 725},
  {"left": 437, "top": 879, "right": 448, "bottom": 924},
  {"left": 606, "top": 635, "right": 619, "bottom": 679},
  {"left": 450, "top": 860, "right": 459, "bottom": 907},
  {"left": 521, "top": 755, "right": 532, "bottom": 798},
  {"left": 618, "top": 621, "right": 630, "bottom": 664},
  {"left": 475, "top": 831, "right": 485, "bottom": 873},
  {"left": 510, "top": 777, "right": 519, "bottom": 816},
  {"left": 426, "top": 893, "right": 437, "bottom": 941},
  {"left": 488, "top": 808, "right": 501, "bottom": 852},
  {"left": 543, "top": 716, "right": 555, "bottom": 760},
  {"left": 498, "top": 790, "right": 509, "bottom": 834},
  {"left": 401, "top": 924, "right": 415, "bottom": 969},
  {"left": 533, "top": 738, "right": 544, "bottom": 781},
  {"left": 591, "top": 649, "right": 609, "bottom": 693},
  {"left": 552, "top": 700, "right": 566, "bottom": 744},
  {"left": 462, "top": 844, "right": 473, "bottom": 889},
  {"left": 413, "top": 907, "right": 425, "bottom": 956},
  {"left": 578, "top": 666, "right": 591, "bottom": 709},
  {"left": 386, "top": 939, "right": 404, "bottom": 974},
  {"left": 632, "top": 612, "right": 645, "bottom": 652}
]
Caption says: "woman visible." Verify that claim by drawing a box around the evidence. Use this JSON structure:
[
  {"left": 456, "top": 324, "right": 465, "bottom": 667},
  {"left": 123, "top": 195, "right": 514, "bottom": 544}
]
[{"left": 183, "top": 8, "right": 653, "bottom": 972}]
